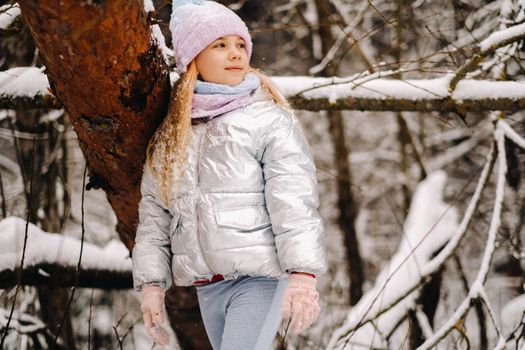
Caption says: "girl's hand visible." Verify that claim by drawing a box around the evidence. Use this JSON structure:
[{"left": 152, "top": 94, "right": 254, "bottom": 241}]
[
  {"left": 141, "top": 285, "right": 170, "bottom": 346},
  {"left": 282, "top": 272, "right": 320, "bottom": 334}
]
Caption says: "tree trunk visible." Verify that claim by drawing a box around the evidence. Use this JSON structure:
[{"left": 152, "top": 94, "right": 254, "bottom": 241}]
[
  {"left": 314, "top": 0, "right": 364, "bottom": 305},
  {"left": 16, "top": 1, "right": 210, "bottom": 348},
  {"left": 17, "top": 0, "right": 168, "bottom": 249}
]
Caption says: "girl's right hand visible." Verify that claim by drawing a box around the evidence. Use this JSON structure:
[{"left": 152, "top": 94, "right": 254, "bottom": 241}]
[
  {"left": 141, "top": 285, "right": 170, "bottom": 346},
  {"left": 282, "top": 273, "right": 320, "bottom": 334}
]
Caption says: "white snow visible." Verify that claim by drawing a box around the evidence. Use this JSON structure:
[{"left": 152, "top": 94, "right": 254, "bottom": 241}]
[
  {"left": 143, "top": 0, "right": 174, "bottom": 65},
  {"left": 499, "top": 119, "right": 525, "bottom": 150},
  {"left": 0, "top": 216, "right": 131, "bottom": 272},
  {"left": 416, "top": 125, "right": 508, "bottom": 350},
  {"left": 501, "top": 294, "right": 525, "bottom": 334},
  {"left": 0, "top": 307, "right": 47, "bottom": 334},
  {"left": 0, "top": 3, "right": 20, "bottom": 31},
  {"left": 0, "top": 67, "right": 50, "bottom": 99},
  {"left": 327, "top": 171, "right": 459, "bottom": 349},
  {"left": 480, "top": 22, "right": 525, "bottom": 51},
  {"left": 4, "top": 66, "right": 525, "bottom": 105},
  {"left": 272, "top": 75, "right": 525, "bottom": 101}
]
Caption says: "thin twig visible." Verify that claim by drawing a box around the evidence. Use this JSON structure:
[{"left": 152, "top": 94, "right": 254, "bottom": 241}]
[
  {"left": 449, "top": 23, "right": 525, "bottom": 94},
  {"left": 454, "top": 255, "right": 488, "bottom": 349},
  {"left": 0, "top": 137, "right": 36, "bottom": 348},
  {"left": 365, "top": 0, "right": 396, "bottom": 26},
  {"left": 53, "top": 164, "right": 87, "bottom": 347},
  {"left": 416, "top": 127, "right": 506, "bottom": 349},
  {"left": 113, "top": 325, "right": 124, "bottom": 350},
  {"left": 331, "top": 146, "right": 496, "bottom": 349},
  {"left": 0, "top": 169, "right": 6, "bottom": 218},
  {"left": 280, "top": 317, "right": 292, "bottom": 349},
  {"left": 88, "top": 286, "right": 95, "bottom": 350}
]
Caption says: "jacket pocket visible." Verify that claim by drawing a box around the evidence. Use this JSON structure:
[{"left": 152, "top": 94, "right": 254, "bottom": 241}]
[{"left": 215, "top": 205, "right": 271, "bottom": 231}]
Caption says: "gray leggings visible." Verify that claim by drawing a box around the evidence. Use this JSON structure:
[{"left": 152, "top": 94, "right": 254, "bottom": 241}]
[{"left": 196, "top": 276, "right": 287, "bottom": 350}]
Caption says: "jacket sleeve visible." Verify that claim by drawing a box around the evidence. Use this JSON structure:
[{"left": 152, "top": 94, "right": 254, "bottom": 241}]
[
  {"left": 132, "top": 164, "right": 173, "bottom": 291},
  {"left": 260, "top": 109, "right": 327, "bottom": 276}
]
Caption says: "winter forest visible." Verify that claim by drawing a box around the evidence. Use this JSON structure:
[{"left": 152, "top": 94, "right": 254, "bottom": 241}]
[{"left": 1, "top": 0, "right": 525, "bottom": 349}]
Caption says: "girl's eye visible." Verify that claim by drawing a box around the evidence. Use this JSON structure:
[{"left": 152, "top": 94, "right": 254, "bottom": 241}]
[
  {"left": 238, "top": 43, "right": 245, "bottom": 48},
  {"left": 214, "top": 43, "right": 225, "bottom": 48}
]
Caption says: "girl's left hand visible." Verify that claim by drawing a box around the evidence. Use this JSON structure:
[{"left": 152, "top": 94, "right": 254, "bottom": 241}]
[
  {"left": 282, "top": 272, "right": 320, "bottom": 334},
  {"left": 141, "top": 285, "right": 170, "bottom": 346}
]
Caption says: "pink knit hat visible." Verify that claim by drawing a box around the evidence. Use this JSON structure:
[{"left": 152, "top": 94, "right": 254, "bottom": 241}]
[{"left": 170, "top": 0, "right": 253, "bottom": 74}]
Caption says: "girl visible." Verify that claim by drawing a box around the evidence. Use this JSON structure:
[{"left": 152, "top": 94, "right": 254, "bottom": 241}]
[{"left": 132, "top": 1, "right": 327, "bottom": 348}]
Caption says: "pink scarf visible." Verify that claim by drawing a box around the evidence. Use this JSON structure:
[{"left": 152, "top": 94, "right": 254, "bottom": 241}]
[
  {"left": 191, "top": 93, "right": 255, "bottom": 119},
  {"left": 191, "top": 73, "right": 261, "bottom": 119}
]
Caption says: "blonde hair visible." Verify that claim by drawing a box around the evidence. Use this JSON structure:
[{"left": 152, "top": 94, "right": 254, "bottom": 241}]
[{"left": 146, "top": 62, "right": 288, "bottom": 205}]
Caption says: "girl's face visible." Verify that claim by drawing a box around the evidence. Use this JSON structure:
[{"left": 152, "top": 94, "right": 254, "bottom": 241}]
[{"left": 195, "top": 35, "right": 249, "bottom": 86}]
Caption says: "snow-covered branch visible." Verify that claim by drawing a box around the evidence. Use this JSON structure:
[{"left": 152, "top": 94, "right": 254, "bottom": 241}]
[
  {"left": 4, "top": 66, "right": 525, "bottom": 112},
  {"left": 143, "top": 0, "right": 174, "bottom": 65},
  {"left": 327, "top": 171, "right": 460, "bottom": 349},
  {"left": 498, "top": 119, "right": 525, "bottom": 150},
  {"left": 0, "top": 67, "right": 61, "bottom": 110},
  {"left": 449, "top": 22, "right": 525, "bottom": 93},
  {"left": 328, "top": 146, "right": 497, "bottom": 349},
  {"left": 0, "top": 3, "right": 23, "bottom": 36},
  {"left": 416, "top": 124, "right": 508, "bottom": 350},
  {"left": 277, "top": 76, "right": 525, "bottom": 112},
  {"left": 0, "top": 217, "right": 132, "bottom": 289}
]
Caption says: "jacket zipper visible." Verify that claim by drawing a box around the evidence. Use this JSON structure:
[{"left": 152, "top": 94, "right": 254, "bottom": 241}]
[{"left": 195, "top": 123, "right": 215, "bottom": 276}]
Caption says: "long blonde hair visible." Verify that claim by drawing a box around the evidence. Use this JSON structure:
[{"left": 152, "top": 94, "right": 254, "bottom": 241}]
[{"left": 146, "top": 62, "right": 288, "bottom": 204}]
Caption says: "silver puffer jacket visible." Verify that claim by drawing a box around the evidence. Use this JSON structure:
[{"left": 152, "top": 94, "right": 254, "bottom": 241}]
[{"left": 132, "top": 90, "right": 327, "bottom": 290}]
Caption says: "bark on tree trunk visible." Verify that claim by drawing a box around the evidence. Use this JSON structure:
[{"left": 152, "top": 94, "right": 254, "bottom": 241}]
[
  {"left": 16, "top": 1, "right": 210, "bottom": 348},
  {"left": 314, "top": 0, "right": 364, "bottom": 305},
  {"left": 17, "top": 0, "right": 168, "bottom": 250}
]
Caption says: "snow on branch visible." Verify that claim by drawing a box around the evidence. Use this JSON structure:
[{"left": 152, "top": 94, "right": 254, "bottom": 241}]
[
  {"left": 449, "top": 22, "right": 525, "bottom": 93},
  {"left": 416, "top": 124, "right": 508, "bottom": 350},
  {"left": 480, "top": 22, "right": 525, "bottom": 52},
  {"left": 0, "top": 217, "right": 132, "bottom": 289},
  {"left": 0, "top": 3, "right": 23, "bottom": 36},
  {"left": 0, "top": 308, "right": 47, "bottom": 334},
  {"left": 327, "top": 171, "right": 460, "bottom": 349},
  {"left": 328, "top": 146, "right": 496, "bottom": 349},
  {"left": 0, "top": 67, "right": 61, "bottom": 110},
  {"left": 143, "top": 0, "right": 174, "bottom": 65},
  {"left": 4, "top": 66, "right": 525, "bottom": 112},
  {"left": 498, "top": 119, "right": 525, "bottom": 150},
  {"left": 424, "top": 120, "right": 493, "bottom": 172},
  {"left": 275, "top": 76, "right": 525, "bottom": 112}
]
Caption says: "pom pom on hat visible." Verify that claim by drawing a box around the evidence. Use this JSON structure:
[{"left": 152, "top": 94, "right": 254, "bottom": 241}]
[
  {"left": 170, "top": 1, "right": 252, "bottom": 74},
  {"left": 172, "top": 0, "right": 205, "bottom": 7}
]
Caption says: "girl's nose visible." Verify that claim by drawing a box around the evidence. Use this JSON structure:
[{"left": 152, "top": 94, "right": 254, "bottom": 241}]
[{"left": 229, "top": 48, "right": 242, "bottom": 60}]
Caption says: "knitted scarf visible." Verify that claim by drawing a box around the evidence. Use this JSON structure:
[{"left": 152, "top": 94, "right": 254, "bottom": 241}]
[{"left": 191, "top": 72, "right": 261, "bottom": 119}]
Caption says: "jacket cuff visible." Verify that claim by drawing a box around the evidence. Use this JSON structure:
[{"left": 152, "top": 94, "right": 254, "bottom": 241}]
[{"left": 289, "top": 271, "right": 316, "bottom": 278}]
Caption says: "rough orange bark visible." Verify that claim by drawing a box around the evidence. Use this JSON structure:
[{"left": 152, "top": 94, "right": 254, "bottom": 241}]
[
  {"left": 17, "top": 1, "right": 210, "bottom": 349},
  {"left": 17, "top": 0, "right": 168, "bottom": 249}
]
